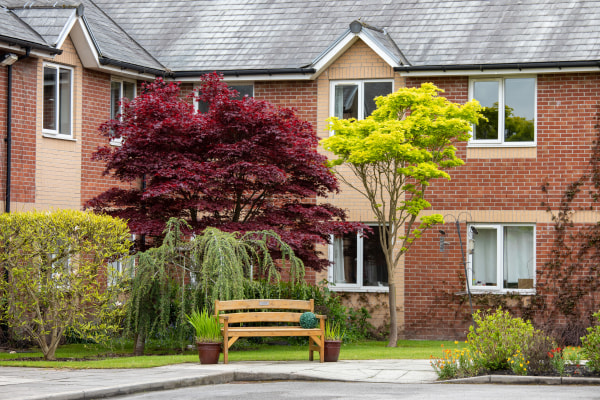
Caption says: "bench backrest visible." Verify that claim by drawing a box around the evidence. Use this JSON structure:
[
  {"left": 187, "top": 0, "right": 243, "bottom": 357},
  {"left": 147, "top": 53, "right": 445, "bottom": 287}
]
[{"left": 215, "top": 299, "right": 315, "bottom": 325}]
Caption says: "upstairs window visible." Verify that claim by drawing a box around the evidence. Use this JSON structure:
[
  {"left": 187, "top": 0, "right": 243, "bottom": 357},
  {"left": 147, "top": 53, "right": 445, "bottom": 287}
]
[
  {"left": 196, "top": 83, "right": 253, "bottom": 113},
  {"left": 331, "top": 80, "right": 393, "bottom": 121},
  {"left": 329, "top": 226, "right": 389, "bottom": 291},
  {"left": 110, "top": 79, "right": 136, "bottom": 145},
  {"left": 470, "top": 77, "right": 536, "bottom": 145},
  {"left": 468, "top": 224, "right": 535, "bottom": 293},
  {"left": 43, "top": 63, "right": 72, "bottom": 138}
]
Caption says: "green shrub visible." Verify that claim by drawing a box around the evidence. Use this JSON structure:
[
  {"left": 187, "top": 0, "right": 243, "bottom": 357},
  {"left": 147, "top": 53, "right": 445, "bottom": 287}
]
[
  {"left": 581, "top": 311, "right": 600, "bottom": 372},
  {"left": 0, "top": 210, "right": 131, "bottom": 361},
  {"left": 467, "top": 308, "right": 535, "bottom": 370}
]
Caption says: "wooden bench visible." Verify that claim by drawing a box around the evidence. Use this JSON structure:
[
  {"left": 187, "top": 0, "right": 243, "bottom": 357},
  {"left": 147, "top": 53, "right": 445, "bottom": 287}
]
[{"left": 215, "top": 299, "right": 326, "bottom": 364}]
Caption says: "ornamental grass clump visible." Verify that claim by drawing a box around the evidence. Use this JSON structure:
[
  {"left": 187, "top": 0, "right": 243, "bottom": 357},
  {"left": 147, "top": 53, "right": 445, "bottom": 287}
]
[
  {"left": 325, "top": 320, "right": 345, "bottom": 341},
  {"left": 186, "top": 308, "right": 221, "bottom": 343},
  {"left": 467, "top": 308, "right": 534, "bottom": 371}
]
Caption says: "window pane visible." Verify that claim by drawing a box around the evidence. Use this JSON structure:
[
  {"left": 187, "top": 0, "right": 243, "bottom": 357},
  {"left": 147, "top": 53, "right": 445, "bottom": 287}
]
[
  {"left": 504, "top": 78, "right": 535, "bottom": 142},
  {"left": 334, "top": 84, "right": 359, "bottom": 119},
  {"left": 473, "top": 81, "right": 499, "bottom": 140},
  {"left": 43, "top": 67, "right": 57, "bottom": 130},
  {"left": 58, "top": 68, "right": 71, "bottom": 135},
  {"left": 362, "top": 228, "right": 388, "bottom": 287},
  {"left": 111, "top": 81, "right": 121, "bottom": 119},
  {"left": 503, "top": 226, "right": 534, "bottom": 289},
  {"left": 229, "top": 84, "right": 253, "bottom": 99},
  {"left": 472, "top": 228, "right": 497, "bottom": 286},
  {"left": 123, "top": 81, "right": 136, "bottom": 101},
  {"left": 332, "top": 234, "right": 357, "bottom": 284},
  {"left": 363, "top": 82, "right": 393, "bottom": 118}
]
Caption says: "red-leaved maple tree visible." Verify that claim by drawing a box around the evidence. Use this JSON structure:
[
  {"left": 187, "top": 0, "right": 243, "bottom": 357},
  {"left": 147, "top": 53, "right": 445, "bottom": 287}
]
[{"left": 87, "top": 74, "right": 361, "bottom": 271}]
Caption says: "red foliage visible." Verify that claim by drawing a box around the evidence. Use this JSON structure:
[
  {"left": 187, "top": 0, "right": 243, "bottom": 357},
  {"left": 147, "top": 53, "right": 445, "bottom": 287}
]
[{"left": 87, "top": 74, "right": 362, "bottom": 271}]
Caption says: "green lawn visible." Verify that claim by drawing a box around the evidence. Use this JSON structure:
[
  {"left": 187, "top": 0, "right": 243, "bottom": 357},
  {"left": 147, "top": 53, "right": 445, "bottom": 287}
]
[{"left": 0, "top": 340, "right": 457, "bottom": 369}]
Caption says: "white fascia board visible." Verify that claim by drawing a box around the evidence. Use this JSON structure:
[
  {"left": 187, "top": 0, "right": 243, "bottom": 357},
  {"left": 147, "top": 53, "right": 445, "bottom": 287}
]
[
  {"left": 69, "top": 17, "right": 156, "bottom": 80},
  {"left": 399, "top": 66, "right": 600, "bottom": 77},
  {"left": 357, "top": 30, "right": 401, "bottom": 68},
  {"left": 69, "top": 17, "right": 100, "bottom": 68},
  {"left": 54, "top": 9, "right": 77, "bottom": 48}
]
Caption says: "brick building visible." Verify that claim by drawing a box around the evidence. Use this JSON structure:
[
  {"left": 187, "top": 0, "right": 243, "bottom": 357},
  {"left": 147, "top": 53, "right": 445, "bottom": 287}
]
[{"left": 2, "top": 0, "right": 600, "bottom": 339}]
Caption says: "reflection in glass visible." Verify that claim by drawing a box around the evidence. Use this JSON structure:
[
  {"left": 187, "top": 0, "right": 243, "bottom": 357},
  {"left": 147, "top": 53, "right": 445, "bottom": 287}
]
[
  {"left": 504, "top": 78, "right": 535, "bottom": 142},
  {"left": 473, "top": 81, "right": 499, "bottom": 140}
]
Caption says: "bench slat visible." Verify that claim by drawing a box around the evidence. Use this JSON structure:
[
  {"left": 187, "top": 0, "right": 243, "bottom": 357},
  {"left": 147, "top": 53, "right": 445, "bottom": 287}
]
[
  {"left": 219, "top": 312, "right": 309, "bottom": 324},
  {"left": 215, "top": 299, "right": 313, "bottom": 312},
  {"left": 225, "top": 327, "right": 322, "bottom": 337}
]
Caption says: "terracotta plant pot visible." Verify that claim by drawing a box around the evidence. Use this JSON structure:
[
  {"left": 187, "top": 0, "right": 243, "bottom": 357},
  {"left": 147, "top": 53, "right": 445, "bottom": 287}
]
[
  {"left": 197, "top": 342, "right": 221, "bottom": 364},
  {"left": 324, "top": 340, "right": 342, "bottom": 362}
]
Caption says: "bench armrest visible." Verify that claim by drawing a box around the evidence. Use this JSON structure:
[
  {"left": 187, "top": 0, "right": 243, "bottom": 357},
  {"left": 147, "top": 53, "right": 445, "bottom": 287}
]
[{"left": 315, "top": 314, "right": 327, "bottom": 320}]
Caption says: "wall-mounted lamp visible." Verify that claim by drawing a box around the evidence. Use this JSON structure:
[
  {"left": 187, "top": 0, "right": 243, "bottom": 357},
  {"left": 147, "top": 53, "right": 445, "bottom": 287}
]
[
  {"left": 0, "top": 54, "right": 18, "bottom": 67},
  {"left": 470, "top": 226, "right": 479, "bottom": 235}
]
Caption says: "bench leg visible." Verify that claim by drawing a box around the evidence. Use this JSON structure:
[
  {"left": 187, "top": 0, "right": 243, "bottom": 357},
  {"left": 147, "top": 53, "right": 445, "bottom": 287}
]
[
  {"left": 319, "top": 336, "right": 324, "bottom": 363},
  {"left": 309, "top": 337, "right": 314, "bottom": 361},
  {"left": 223, "top": 339, "right": 228, "bottom": 364}
]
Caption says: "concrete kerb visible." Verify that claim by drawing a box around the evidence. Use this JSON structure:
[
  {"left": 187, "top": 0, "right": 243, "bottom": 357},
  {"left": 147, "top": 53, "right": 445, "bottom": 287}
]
[{"left": 443, "top": 375, "right": 600, "bottom": 385}]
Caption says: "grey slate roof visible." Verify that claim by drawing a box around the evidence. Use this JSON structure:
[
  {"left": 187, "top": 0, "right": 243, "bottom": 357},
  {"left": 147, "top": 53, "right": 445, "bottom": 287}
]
[
  {"left": 0, "top": 5, "right": 50, "bottom": 48},
  {"left": 12, "top": 7, "right": 75, "bottom": 46},
  {"left": 2, "top": 0, "right": 600, "bottom": 73}
]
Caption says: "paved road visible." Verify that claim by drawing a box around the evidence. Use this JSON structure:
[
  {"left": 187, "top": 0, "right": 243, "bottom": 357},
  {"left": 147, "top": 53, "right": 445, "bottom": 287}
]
[{"left": 113, "top": 381, "right": 600, "bottom": 400}]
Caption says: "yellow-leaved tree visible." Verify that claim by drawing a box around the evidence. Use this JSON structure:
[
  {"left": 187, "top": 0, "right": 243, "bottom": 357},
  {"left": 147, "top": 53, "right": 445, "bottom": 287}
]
[
  {"left": 322, "top": 83, "right": 482, "bottom": 346},
  {"left": 0, "top": 210, "right": 131, "bottom": 360}
]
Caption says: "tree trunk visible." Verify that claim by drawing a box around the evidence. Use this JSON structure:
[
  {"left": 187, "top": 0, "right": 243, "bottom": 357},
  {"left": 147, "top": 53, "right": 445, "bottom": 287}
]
[
  {"left": 387, "top": 282, "right": 398, "bottom": 347},
  {"left": 133, "top": 330, "right": 146, "bottom": 356}
]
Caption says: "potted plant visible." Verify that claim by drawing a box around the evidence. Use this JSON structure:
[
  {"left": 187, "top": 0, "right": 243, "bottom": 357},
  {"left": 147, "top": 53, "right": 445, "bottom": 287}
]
[
  {"left": 324, "top": 320, "right": 345, "bottom": 362},
  {"left": 186, "top": 308, "right": 222, "bottom": 364}
]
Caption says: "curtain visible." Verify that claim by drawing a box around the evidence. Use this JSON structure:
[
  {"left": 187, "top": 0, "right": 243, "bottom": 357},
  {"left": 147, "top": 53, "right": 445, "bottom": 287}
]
[
  {"left": 472, "top": 228, "right": 497, "bottom": 286},
  {"left": 503, "top": 226, "right": 534, "bottom": 284},
  {"left": 332, "top": 236, "right": 345, "bottom": 283}
]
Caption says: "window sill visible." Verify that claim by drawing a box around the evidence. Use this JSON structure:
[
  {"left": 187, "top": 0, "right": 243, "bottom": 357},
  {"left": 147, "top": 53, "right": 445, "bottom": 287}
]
[
  {"left": 329, "top": 285, "right": 389, "bottom": 293},
  {"left": 110, "top": 139, "right": 123, "bottom": 146},
  {"left": 467, "top": 142, "right": 536, "bottom": 148},
  {"left": 458, "top": 289, "right": 536, "bottom": 296},
  {"left": 42, "top": 133, "right": 76, "bottom": 142}
]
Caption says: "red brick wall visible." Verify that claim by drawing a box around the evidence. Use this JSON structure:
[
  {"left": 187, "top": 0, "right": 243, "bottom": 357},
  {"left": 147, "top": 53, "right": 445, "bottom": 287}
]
[
  {"left": 255, "top": 81, "right": 318, "bottom": 129},
  {"left": 7, "top": 58, "right": 38, "bottom": 205},
  {"left": 80, "top": 70, "right": 137, "bottom": 206},
  {"left": 403, "top": 73, "right": 600, "bottom": 338}
]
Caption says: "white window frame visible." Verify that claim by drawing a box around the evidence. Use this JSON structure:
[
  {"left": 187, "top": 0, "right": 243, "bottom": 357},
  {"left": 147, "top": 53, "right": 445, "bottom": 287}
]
[
  {"left": 467, "top": 223, "right": 536, "bottom": 295},
  {"left": 329, "top": 79, "right": 394, "bottom": 136},
  {"left": 110, "top": 78, "right": 137, "bottom": 146},
  {"left": 328, "top": 226, "right": 389, "bottom": 293},
  {"left": 468, "top": 76, "right": 537, "bottom": 147},
  {"left": 42, "top": 62, "right": 73, "bottom": 139},
  {"left": 193, "top": 82, "right": 254, "bottom": 113}
]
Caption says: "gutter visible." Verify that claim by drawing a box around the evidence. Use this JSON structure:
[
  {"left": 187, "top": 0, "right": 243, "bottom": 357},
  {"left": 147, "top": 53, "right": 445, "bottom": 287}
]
[
  {"left": 172, "top": 68, "right": 316, "bottom": 78},
  {"left": 98, "top": 57, "right": 168, "bottom": 77},
  {"left": 395, "top": 60, "right": 600, "bottom": 72},
  {"left": 4, "top": 48, "right": 30, "bottom": 213},
  {"left": 0, "top": 35, "right": 61, "bottom": 55}
]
